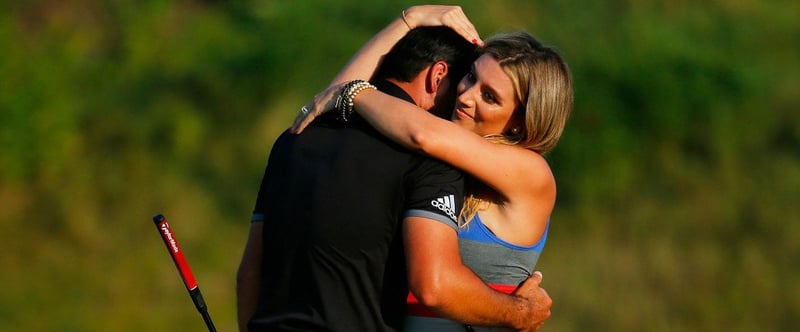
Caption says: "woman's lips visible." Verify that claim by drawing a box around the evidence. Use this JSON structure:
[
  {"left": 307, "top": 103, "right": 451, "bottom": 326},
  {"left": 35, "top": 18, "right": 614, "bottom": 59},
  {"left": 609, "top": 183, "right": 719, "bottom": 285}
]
[{"left": 454, "top": 107, "right": 473, "bottom": 120}]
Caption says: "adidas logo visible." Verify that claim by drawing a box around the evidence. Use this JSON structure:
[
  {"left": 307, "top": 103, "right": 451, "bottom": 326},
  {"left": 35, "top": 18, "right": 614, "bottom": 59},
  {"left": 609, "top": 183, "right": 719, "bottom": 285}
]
[{"left": 431, "top": 194, "right": 457, "bottom": 222}]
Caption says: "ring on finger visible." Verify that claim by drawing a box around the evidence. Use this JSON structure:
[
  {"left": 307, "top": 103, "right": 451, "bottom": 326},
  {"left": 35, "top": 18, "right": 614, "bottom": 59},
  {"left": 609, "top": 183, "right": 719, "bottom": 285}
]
[{"left": 300, "top": 106, "right": 310, "bottom": 115}]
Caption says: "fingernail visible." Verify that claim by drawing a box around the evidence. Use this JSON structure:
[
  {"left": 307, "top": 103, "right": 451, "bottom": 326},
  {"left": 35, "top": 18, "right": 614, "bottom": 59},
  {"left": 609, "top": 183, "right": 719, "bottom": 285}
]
[
  {"left": 471, "top": 38, "right": 477, "bottom": 44},
  {"left": 534, "top": 271, "right": 543, "bottom": 278}
]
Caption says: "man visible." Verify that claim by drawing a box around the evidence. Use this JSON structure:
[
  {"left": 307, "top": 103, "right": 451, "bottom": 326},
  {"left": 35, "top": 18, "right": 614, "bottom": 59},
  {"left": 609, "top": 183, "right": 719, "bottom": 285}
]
[{"left": 237, "top": 26, "right": 550, "bottom": 331}]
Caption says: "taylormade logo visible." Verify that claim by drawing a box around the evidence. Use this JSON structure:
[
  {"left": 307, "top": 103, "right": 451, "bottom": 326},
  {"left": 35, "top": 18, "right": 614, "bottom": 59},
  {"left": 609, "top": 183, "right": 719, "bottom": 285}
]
[
  {"left": 161, "top": 223, "right": 179, "bottom": 254},
  {"left": 431, "top": 194, "right": 457, "bottom": 222}
]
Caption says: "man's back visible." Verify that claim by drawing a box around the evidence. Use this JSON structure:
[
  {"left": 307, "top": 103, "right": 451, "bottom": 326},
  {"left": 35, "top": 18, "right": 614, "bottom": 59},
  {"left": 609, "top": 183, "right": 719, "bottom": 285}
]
[{"left": 248, "top": 82, "right": 463, "bottom": 331}]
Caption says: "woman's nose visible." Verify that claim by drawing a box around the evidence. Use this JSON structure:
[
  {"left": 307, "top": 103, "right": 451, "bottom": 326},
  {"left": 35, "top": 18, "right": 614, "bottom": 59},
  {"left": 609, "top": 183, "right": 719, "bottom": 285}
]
[{"left": 456, "top": 83, "right": 477, "bottom": 106}]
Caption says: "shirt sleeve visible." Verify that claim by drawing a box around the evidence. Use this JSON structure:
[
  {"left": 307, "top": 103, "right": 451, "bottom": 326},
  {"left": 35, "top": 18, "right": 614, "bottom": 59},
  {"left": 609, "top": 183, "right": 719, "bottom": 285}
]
[
  {"left": 251, "top": 161, "right": 272, "bottom": 223},
  {"left": 403, "top": 157, "right": 465, "bottom": 231},
  {"left": 251, "top": 131, "right": 292, "bottom": 223}
]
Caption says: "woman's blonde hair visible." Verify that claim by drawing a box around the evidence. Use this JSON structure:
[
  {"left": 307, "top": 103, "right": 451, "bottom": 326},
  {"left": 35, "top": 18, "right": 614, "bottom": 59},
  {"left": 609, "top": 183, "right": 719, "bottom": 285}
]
[{"left": 459, "top": 32, "right": 574, "bottom": 227}]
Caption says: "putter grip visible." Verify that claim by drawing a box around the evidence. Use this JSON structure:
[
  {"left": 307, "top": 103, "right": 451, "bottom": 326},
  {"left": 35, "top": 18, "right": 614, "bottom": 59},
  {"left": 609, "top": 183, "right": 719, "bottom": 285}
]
[{"left": 153, "top": 214, "right": 199, "bottom": 290}]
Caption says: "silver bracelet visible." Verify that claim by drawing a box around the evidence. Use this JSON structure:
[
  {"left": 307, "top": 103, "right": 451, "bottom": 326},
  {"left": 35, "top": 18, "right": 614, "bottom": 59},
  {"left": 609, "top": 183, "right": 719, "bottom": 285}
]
[{"left": 335, "top": 80, "right": 377, "bottom": 122}]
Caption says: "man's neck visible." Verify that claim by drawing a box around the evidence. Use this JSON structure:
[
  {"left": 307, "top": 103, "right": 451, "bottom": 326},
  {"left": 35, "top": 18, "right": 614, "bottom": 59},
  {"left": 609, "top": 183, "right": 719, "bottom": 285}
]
[{"left": 386, "top": 78, "right": 426, "bottom": 109}]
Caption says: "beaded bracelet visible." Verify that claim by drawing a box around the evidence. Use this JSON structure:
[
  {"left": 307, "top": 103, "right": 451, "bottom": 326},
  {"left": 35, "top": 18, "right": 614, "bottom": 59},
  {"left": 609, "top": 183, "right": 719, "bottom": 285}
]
[{"left": 335, "top": 80, "right": 377, "bottom": 122}]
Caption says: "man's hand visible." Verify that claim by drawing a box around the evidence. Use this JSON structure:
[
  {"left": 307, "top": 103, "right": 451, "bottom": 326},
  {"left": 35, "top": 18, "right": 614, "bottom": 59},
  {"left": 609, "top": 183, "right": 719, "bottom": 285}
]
[{"left": 512, "top": 271, "right": 552, "bottom": 331}]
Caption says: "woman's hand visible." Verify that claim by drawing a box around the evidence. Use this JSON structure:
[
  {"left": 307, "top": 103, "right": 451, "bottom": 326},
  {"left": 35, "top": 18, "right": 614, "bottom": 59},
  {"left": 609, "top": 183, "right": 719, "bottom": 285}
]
[
  {"left": 403, "top": 5, "right": 483, "bottom": 46},
  {"left": 289, "top": 82, "right": 346, "bottom": 134}
]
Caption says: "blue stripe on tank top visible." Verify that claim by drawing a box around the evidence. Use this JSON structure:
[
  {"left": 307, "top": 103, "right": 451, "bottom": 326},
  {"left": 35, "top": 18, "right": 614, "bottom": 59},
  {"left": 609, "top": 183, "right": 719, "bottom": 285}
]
[{"left": 458, "top": 213, "right": 548, "bottom": 252}]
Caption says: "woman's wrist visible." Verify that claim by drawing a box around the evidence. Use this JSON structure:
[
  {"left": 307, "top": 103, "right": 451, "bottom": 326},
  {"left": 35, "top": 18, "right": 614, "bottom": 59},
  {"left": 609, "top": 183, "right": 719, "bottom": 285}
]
[
  {"left": 400, "top": 7, "right": 415, "bottom": 31},
  {"left": 400, "top": 9, "right": 413, "bottom": 30},
  {"left": 335, "top": 80, "right": 377, "bottom": 122}
]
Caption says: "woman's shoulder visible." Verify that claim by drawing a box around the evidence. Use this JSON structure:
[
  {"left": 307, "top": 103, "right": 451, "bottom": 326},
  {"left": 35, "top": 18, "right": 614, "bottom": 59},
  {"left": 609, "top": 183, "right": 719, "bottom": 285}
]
[{"left": 504, "top": 146, "right": 555, "bottom": 196}]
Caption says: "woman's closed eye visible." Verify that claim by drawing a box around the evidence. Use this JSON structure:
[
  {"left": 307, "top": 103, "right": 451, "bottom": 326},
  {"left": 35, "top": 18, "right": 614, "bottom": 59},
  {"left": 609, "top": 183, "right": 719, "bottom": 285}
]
[
  {"left": 481, "top": 90, "right": 498, "bottom": 104},
  {"left": 465, "top": 70, "right": 498, "bottom": 104}
]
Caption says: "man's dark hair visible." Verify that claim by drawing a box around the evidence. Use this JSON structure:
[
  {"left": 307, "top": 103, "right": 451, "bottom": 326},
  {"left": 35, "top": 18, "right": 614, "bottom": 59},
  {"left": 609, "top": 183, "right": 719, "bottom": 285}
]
[{"left": 374, "top": 26, "right": 477, "bottom": 83}]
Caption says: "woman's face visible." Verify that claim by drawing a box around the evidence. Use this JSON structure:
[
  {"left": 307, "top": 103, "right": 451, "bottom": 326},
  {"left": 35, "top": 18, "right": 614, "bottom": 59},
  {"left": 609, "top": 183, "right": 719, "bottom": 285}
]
[{"left": 451, "top": 54, "right": 519, "bottom": 137}]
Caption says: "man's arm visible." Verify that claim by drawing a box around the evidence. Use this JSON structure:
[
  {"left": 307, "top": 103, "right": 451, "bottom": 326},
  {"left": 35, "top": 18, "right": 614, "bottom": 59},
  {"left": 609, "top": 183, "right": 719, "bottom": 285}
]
[
  {"left": 404, "top": 217, "right": 551, "bottom": 330},
  {"left": 236, "top": 221, "right": 263, "bottom": 332}
]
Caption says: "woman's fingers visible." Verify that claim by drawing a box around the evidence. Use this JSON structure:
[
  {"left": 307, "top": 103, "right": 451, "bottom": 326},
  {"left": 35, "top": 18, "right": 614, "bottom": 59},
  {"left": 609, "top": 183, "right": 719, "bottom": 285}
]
[
  {"left": 290, "top": 97, "right": 321, "bottom": 134},
  {"left": 404, "top": 5, "right": 483, "bottom": 46},
  {"left": 438, "top": 6, "right": 483, "bottom": 46},
  {"left": 290, "top": 84, "right": 343, "bottom": 134},
  {"left": 289, "top": 104, "right": 315, "bottom": 134}
]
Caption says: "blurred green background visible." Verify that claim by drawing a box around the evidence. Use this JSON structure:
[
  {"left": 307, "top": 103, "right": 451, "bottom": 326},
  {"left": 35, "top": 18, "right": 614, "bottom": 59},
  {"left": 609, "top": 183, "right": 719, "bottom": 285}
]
[{"left": 1, "top": 0, "right": 798, "bottom": 331}]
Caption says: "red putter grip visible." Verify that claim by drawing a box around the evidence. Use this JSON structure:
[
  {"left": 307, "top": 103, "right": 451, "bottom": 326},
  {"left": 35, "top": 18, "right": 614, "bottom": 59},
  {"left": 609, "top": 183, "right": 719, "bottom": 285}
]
[{"left": 153, "top": 214, "right": 199, "bottom": 290}]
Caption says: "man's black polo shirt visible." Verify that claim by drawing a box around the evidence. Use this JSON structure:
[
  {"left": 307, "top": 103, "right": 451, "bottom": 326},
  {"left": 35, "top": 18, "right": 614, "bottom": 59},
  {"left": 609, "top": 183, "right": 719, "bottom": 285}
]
[{"left": 248, "top": 80, "right": 464, "bottom": 331}]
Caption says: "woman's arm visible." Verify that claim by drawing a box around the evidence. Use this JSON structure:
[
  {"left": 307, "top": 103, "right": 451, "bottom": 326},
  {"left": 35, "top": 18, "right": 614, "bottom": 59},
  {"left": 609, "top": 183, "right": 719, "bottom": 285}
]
[
  {"left": 351, "top": 89, "right": 554, "bottom": 204},
  {"left": 293, "top": 86, "right": 553, "bottom": 205},
  {"left": 327, "top": 5, "right": 483, "bottom": 87}
]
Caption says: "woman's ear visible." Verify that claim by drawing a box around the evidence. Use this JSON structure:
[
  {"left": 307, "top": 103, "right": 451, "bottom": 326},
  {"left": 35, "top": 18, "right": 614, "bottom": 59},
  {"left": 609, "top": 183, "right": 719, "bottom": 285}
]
[{"left": 507, "top": 109, "right": 526, "bottom": 137}]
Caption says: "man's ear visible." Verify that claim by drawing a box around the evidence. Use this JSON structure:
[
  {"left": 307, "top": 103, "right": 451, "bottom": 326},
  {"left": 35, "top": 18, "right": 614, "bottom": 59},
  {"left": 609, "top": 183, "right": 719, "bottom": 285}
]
[{"left": 426, "top": 61, "right": 449, "bottom": 93}]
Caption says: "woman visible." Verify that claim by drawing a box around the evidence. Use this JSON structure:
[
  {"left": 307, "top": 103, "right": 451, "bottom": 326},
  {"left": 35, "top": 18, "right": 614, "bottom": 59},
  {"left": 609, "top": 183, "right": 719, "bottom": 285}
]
[{"left": 293, "top": 6, "right": 573, "bottom": 331}]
